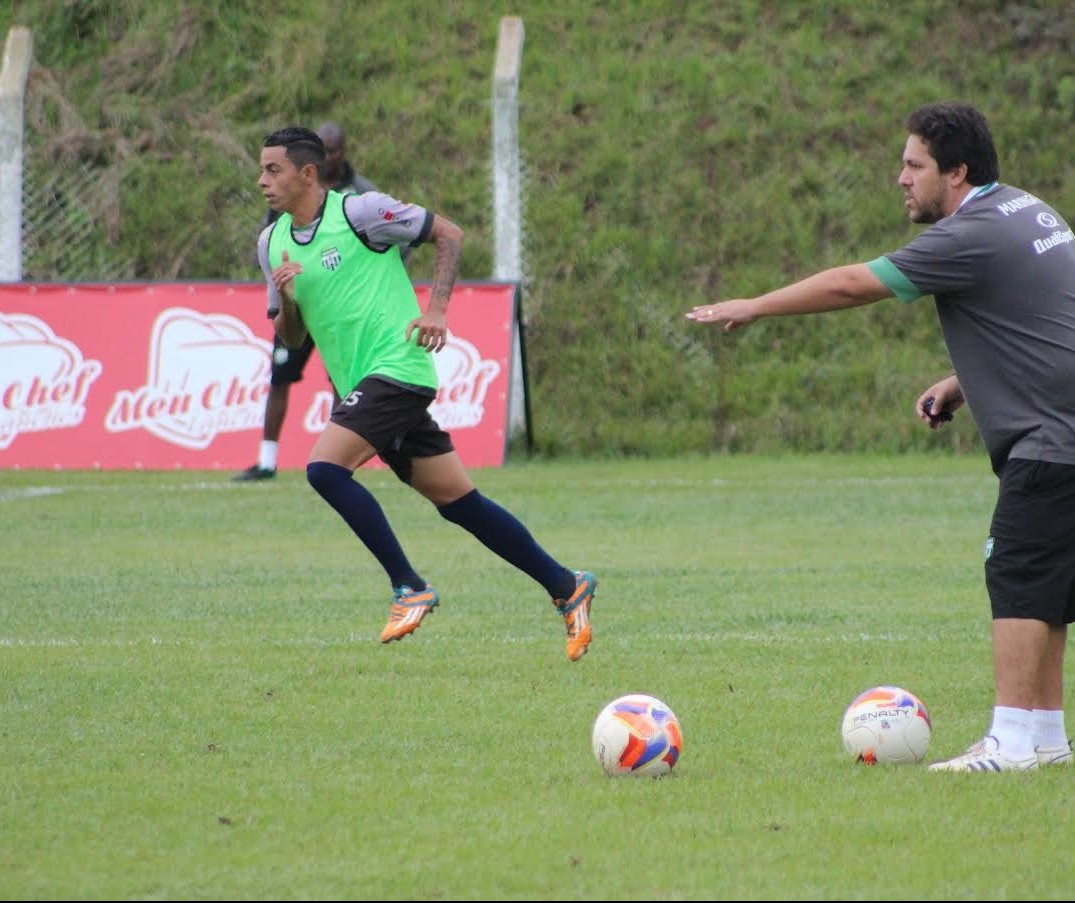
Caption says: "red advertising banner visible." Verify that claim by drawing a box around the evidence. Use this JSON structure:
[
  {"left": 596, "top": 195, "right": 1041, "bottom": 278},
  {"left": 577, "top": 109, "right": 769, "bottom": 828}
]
[{"left": 0, "top": 281, "right": 520, "bottom": 471}]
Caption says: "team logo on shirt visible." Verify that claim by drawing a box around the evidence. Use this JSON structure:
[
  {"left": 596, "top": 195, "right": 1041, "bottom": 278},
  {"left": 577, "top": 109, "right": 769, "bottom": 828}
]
[{"left": 321, "top": 247, "right": 342, "bottom": 271}]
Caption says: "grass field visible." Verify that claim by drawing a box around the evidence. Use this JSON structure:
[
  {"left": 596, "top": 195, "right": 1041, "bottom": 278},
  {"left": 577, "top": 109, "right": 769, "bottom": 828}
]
[{"left": 3, "top": 454, "right": 1075, "bottom": 900}]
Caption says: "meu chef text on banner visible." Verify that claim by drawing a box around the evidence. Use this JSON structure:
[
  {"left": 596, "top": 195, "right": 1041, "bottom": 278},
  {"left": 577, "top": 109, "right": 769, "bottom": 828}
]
[{"left": 0, "top": 281, "right": 520, "bottom": 471}]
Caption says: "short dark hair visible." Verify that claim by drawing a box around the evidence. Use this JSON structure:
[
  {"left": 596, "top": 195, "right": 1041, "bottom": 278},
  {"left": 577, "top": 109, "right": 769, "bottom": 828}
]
[
  {"left": 263, "top": 126, "right": 326, "bottom": 172},
  {"left": 906, "top": 102, "right": 1000, "bottom": 185}
]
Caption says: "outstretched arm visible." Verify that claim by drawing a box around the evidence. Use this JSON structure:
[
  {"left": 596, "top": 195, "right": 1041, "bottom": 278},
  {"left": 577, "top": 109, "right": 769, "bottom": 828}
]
[{"left": 686, "top": 264, "right": 893, "bottom": 332}]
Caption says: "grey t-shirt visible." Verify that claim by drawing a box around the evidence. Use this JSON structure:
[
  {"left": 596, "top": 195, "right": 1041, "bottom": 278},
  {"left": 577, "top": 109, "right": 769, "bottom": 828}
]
[
  {"left": 867, "top": 184, "right": 1075, "bottom": 471},
  {"left": 259, "top": 190, "right": 433, "bottom": 317}
]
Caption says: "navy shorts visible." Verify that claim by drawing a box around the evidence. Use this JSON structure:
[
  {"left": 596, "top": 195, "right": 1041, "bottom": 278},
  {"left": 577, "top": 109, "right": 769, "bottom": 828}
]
[
  {"left": 985, "top": 458, "right": 1075, "bottom": 624},
  {"left": 330, "top": 376, "right": 454, "bottom": 484},
  {"left": 270, "top": 334, "right": 317, "bottom": 386}
]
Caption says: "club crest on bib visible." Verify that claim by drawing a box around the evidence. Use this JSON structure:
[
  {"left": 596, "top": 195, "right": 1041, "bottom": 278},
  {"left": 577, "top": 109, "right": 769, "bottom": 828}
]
[{"left": 321, "top": 247, "right": 342, "bottom": 271}]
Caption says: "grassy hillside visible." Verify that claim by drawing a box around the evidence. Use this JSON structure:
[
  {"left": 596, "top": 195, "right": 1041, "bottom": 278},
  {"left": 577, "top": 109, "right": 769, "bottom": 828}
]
[{"left": 4, "top": 0, "right": 1075, "bottom": 457}]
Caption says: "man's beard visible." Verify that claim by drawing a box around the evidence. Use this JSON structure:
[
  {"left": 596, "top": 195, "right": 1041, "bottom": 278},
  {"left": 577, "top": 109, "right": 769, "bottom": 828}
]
[{"left": 909, "top": 191, "right": 945, "bottom": 224}]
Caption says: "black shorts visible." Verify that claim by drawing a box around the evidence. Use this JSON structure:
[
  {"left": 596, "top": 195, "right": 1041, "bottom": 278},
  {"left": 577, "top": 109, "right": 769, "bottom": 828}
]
[
  {"left": 985, "top": 458, "right": 1075, "bottom": 624},
  {"left": 330, "top": 376, "right": 454, "bottom": 484},
  {"left": 270, "top": 334, "right": 316, "bottom": 386}
]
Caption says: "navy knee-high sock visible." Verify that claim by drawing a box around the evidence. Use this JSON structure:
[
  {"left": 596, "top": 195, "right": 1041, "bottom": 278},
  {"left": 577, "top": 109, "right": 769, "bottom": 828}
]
[
  {"left": 307, "top": 461, "right": 424, "bottom": 590},
  {"left": 438, "top": 489, "right": 575, "bottom": 599}
]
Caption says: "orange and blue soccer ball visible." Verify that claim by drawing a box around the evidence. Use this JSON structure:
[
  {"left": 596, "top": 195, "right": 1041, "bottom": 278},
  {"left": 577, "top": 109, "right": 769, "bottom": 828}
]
[
  {"left": 840, "top": 685, "right": 932, "bottom": 764},
  {"left": 592, "top": 693, "right": 683, "bottom": 777}
]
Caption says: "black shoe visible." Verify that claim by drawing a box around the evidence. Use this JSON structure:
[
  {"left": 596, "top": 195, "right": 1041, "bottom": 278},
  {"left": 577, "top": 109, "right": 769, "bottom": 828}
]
[{"left": 233, "top": 465, "right": 276, "bottom": 481}]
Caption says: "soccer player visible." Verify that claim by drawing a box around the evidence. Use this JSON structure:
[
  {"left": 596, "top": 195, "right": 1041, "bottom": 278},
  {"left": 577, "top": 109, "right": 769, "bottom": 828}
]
[
  {"left": 235, "top": 121, "right": 400, "bottom": 481},
  {"left": 256, "top": 126, "right": 596, "bottom": 659},
  {"left": 687, "top": 102, "right": 1075, "bottom": 773}
]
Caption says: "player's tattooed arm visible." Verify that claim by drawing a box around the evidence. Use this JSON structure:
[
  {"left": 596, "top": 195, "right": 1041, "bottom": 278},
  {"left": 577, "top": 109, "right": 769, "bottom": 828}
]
[{"left": 426, "top": 214, "right": 463, "bottom": 315}]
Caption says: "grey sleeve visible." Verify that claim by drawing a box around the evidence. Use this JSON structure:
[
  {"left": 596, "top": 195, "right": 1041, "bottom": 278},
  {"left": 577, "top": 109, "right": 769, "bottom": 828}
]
[
  {"left": 342, "top": 191, "right": 430, "bottom": 251},
  {"left": 257, "top": 225, "right": 283, "bottom": 317},
  {"left": 884, "top": 220, "right": 982, "bottom": 297}
]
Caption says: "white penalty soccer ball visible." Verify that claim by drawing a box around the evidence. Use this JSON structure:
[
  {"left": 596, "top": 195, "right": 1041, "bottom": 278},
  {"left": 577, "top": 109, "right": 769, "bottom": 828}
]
[
  {"left": 592, "top": 693, "right": 683, "bottom": 777},
  {"left": 840, "top": 685, "right": 932, "bottom": 765}
]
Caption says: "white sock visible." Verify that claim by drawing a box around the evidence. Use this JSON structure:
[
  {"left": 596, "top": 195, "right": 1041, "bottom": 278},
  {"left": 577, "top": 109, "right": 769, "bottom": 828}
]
[
  {"left": 258, "top": 440, "right": 279, "bottom": 471},
  {"left": 989, "top": 705, "right": 1034, "bottom": 758},
  {"left": 1032, "top": 709, "right": 1068, "bottom": 748}
]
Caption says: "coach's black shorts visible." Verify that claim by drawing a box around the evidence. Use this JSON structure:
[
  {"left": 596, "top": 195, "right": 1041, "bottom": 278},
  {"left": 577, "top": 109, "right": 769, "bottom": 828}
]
[
  {"left": 330, "top": 376, "right": 454, "bottom": 484},
  {"left": 985, "top": 458, "right": 1075, "bottom": 624},
  {"left": 270, "top": 334, "right": 317, "bottom": 386}
]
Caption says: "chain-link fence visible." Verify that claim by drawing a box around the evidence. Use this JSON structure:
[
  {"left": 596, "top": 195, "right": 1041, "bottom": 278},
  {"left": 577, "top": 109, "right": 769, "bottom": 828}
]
[{"left": 21, "top": 154, "right": 136, "bottom": 282}]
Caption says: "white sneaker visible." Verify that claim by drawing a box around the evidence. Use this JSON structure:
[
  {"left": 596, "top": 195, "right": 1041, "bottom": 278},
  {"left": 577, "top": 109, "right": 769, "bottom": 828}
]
[
  {"left": 928, "top": 735, "right": 1039, "bottom": 773},
  {"left": 1035, "top": 740, "right": 1073, "bottom": 766}
]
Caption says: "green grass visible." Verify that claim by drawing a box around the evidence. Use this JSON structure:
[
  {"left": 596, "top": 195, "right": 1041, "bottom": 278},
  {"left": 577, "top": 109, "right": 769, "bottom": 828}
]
[{"left": 3, "top": 455, "right": 1074, "bottom": 900}]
